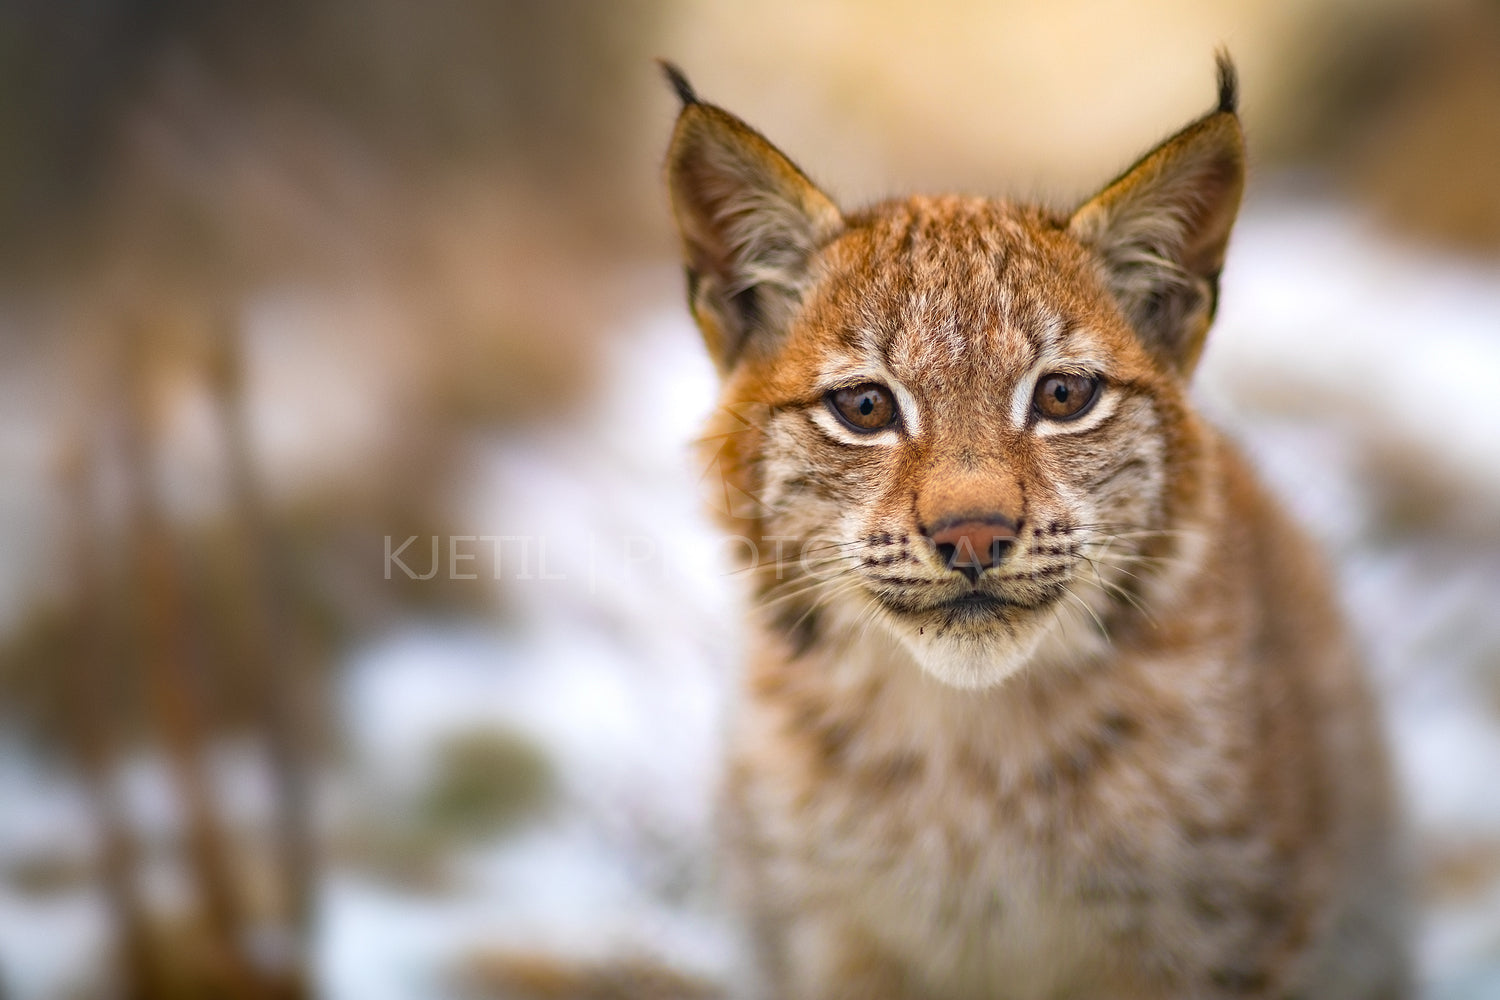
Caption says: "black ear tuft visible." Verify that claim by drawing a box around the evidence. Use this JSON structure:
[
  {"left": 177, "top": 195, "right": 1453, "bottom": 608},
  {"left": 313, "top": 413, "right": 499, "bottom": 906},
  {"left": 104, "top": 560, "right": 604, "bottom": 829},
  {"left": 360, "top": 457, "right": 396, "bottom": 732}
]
[
  {"left": 657, "top": 60, "right": 699, "bottom": 107},
  {"left": 1215, "top": 50, "right": 1238, "bottom": 115}
]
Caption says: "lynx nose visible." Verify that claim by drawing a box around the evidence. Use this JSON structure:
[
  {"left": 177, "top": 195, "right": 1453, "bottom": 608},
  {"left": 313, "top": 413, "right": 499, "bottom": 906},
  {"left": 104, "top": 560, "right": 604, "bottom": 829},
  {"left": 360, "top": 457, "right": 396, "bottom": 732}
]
[{"left": 925, "top": 516, "right": 1018, "bottom": 583}]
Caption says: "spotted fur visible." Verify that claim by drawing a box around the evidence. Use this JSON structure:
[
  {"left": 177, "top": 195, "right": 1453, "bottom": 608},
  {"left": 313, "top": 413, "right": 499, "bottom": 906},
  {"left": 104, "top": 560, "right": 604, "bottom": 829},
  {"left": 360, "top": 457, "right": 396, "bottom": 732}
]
[{"left": 663, "top": 57, "right": 1409, "bottom": 1000}]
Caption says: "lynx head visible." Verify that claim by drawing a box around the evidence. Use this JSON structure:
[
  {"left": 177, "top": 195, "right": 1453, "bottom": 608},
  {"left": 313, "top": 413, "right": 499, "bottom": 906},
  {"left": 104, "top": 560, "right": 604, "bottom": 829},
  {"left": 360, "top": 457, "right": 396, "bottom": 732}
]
[{"left": 663, "top": 59, "right": 1244, "bottom": 689}]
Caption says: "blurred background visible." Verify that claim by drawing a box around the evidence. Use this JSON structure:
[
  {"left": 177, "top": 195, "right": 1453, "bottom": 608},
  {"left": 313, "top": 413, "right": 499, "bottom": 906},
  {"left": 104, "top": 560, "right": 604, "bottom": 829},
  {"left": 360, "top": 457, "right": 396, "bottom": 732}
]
[{"left": 0, "top": 0, "right": 1497, "bottom": 997}]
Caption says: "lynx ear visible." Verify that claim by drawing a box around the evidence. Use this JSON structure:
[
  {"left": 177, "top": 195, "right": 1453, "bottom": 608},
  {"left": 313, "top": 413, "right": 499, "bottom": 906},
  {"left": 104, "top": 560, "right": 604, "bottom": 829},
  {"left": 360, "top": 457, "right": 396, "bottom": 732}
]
[
  {"left": 661, "top": 62, "right": 843, "bottom": 374},
  {"left": 1070, "top": 54, "right": 1245, "bottom": 375}
]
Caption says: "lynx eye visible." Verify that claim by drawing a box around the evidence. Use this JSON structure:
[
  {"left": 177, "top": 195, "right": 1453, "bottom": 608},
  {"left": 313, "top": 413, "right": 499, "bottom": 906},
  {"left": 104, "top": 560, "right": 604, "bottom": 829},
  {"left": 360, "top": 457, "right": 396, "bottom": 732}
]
[
  {"left": 828, "top": 382, "right": 898, "bottom": 432},
  {"left": 1033, "top": 372, "right": 1101, "bottom": 421}
]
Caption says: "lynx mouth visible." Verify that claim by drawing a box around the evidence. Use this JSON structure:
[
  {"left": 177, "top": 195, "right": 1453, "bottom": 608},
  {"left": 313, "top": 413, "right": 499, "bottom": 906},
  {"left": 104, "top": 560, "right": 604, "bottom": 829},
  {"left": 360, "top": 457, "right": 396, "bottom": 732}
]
[
  {"left": 936, "top": 591, "right": 1013, "bottom": 620},
  {"left": 876, "top": 583, "right": 1063, "bottom": 628},
  {"left": 861, "top": 576, "right": 1083, "bottom": 688}
]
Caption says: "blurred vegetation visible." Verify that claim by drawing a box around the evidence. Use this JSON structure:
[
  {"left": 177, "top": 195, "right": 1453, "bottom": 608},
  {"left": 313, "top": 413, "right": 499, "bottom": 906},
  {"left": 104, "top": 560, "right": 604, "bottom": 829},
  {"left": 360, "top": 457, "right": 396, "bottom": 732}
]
[
  {"left": 457, "top": 951, "right": 722, "bottom": 1000},
  {"left": 418, "top": 728, "right": 553, "bottom": 843},
  {"left": 0, "top": 0, "right": 672, "bottom": 273},
  {"left": 1264, "top": 1, "right": 1500, "bottom": 251},
  {"left": 329, "top": 726, "right": 554, "bottom": 895}
]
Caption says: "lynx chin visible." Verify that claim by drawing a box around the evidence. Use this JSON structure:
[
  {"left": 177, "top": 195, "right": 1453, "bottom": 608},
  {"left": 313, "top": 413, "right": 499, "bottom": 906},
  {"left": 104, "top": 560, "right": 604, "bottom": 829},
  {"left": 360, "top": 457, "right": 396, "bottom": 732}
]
[{"left": 662, "top": 55, "right": 1409, "bottom": 1000}]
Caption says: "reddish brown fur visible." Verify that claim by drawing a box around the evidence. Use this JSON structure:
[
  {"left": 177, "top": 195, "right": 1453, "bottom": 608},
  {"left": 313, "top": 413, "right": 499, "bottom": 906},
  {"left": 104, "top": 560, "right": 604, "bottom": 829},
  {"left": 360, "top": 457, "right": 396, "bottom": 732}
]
[{"left": 663, "top": 58, "right": 1408, "bottom": 999}]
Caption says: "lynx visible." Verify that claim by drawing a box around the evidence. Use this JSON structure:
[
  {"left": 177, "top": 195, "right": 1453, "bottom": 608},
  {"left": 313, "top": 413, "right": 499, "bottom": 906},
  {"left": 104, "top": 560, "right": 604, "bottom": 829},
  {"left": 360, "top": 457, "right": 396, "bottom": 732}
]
[{"left": 661, "top": 57, "right": 1408, "bottom": 1000}]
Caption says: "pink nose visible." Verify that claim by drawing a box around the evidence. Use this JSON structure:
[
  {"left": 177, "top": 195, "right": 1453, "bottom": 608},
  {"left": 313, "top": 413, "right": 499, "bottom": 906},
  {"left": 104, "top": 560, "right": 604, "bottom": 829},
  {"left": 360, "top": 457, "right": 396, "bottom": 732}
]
[{"left": 926, "top": 517, "right": 1018, "bottom": 581}]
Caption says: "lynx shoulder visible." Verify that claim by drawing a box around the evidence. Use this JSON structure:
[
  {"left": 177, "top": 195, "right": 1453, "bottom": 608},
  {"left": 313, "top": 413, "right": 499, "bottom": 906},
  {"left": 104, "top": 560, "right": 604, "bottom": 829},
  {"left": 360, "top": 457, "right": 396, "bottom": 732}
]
[{"left": 662, "top": 56, "right": 1409, "bottom": 1000}]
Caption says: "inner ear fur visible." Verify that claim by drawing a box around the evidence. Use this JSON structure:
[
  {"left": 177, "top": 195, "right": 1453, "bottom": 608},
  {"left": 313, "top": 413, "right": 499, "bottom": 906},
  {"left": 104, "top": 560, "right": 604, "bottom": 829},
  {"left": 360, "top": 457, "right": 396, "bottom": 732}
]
[
  {"left": 1069, "top": 55, "right": 1246, "bottom": 376},
  {"left": 662, "top": 65, "right": 843, "bottom": 374}
]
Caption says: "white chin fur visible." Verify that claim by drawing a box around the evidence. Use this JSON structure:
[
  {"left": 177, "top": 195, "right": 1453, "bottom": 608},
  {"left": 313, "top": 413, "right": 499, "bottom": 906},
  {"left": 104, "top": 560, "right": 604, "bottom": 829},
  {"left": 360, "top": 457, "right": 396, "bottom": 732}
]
[{"left": 893, "top": 625, "right": 1044, "bottom": 690}]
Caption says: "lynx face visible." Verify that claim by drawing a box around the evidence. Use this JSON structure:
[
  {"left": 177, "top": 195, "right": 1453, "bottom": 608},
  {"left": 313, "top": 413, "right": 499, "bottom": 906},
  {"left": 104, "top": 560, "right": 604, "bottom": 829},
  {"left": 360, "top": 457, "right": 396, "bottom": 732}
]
[
  {"left": 665, "top": 63, "right": 1241, "bottom": 689},
  {"left": 740, "top": 198, "right": 1202, "bottom": 688}
]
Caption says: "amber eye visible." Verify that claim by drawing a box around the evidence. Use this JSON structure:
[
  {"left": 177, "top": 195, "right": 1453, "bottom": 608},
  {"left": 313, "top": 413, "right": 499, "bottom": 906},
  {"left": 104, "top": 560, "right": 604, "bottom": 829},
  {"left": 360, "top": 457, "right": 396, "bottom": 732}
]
[
  {"left": 1033, "top": 372, "right": 1101, "bottom": 421},
  {"left": 828, "top": 382, "right": 898, "bottom": 432}
]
